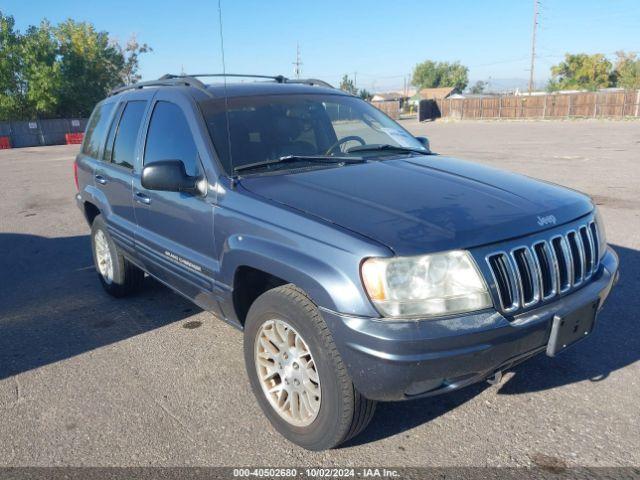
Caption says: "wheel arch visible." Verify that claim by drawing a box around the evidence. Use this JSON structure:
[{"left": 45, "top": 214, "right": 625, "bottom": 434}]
[
  {"left": 83, "top": 201, "right": 101, "bottom": 225},
  {"left": 222, "top": 235, "right": 377, "bottom": 325}
]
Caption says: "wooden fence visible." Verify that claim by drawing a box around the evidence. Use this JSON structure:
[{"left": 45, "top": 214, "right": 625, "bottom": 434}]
[
  {"left": 371, "top": 100, "right": 401, "bottom": 119},
  {"left": 433, "top": 90, "right": 640, "bottom": 120}
]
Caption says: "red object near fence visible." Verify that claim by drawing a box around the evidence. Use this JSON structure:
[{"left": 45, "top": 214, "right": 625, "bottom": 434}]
[
  {"left": 65, "top": 133, "right": 84, "bottom": 145},
  {"left": 0, "top": 136, "right": 11, "bottom": 149}
]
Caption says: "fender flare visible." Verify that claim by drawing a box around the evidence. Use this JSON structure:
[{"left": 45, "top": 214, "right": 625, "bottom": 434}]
[
  {"left": 220, "top": 234, "right": 378, "bottom": 317},
  {"left": 82, "top": 185, "right": 113, "bottom": 219}
]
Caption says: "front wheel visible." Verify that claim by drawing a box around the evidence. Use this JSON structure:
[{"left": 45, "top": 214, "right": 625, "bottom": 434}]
[{"left": 243, "top": 284, "right": 376, "bottom": 450}]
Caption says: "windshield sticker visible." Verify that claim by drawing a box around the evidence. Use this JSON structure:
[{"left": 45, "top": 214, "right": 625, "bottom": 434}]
[{"left": 380, "top": 128, "right": 423, "bottom": 149}]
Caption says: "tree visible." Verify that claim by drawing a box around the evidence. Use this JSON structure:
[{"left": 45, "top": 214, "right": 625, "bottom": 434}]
[
  {"left": 469, "top": 80, "right": 487, "bottom": 94},
  {"left": 55, "top": 19, "right": 125, "bottom": 117},
  {"left": 548, "top": 53, "right": 612, "bottom": 91},
  {"left": 411, "top": 60, "right": 469, "bottom": 91},
  {"left": 0, "top": 12, "right": 152, "bottom": 120},
  {"left": 612, "top": 51, "right": 640, "bottom": 89},
  {"left": 358, "top": 88, "right": 372, "bottom": 101},
  {"left": 21, "top": 21, "right": 62, "bottom": 118},
  {"left": 116, "top": 34, "right": 153, "bottom": 85},
  {"left": 339, "top": 74, "right": 357, "bottom": 95},
  {"left": 0, "top": 11, "right": 23, "bottom": 119}
]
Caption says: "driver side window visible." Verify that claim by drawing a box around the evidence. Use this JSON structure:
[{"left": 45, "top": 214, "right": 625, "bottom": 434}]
[{"left": 145, "top": 101, "right": 200, "bottom": 176}]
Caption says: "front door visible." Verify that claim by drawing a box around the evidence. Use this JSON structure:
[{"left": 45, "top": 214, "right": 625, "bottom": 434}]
[{"left": 132, "top": 95, "right": 218, "bottom": 311}]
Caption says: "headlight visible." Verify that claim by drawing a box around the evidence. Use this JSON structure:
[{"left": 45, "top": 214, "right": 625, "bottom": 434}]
[
  {"left": 594, "top": 207, "right": 607, "bottom": 260},
  {"left": 361, "top": 250, "right": 492, "bottom": 318}
]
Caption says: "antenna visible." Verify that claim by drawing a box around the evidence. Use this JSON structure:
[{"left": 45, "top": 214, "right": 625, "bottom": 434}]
[
  {"left": 217, "top": 0, "right": 234, "bottom": 176},
  {"left": 293, "top": 43, "right": 303, "bottom": 78},
  {"left": 528, "top": 0, "right": 539, "bottom": 94}
]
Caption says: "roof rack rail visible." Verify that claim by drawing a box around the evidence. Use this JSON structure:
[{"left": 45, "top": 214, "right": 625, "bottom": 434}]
[
  {"left": 109, "top": 73, "right": 335, "bottom": 97},
  {"left": 109, "top": 75, "right": 212, "bottom": 97},
  {"left": 163, "top": 73, "right": 334, "bottom": 89},
  {"left": 163, "top": 73, "right": 288, "bottom": 83},
  {"left": 286, "top": 78, "right": 334, "bottom": 89}
]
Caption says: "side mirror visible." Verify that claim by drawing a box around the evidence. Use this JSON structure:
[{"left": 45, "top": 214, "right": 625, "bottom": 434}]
[
  {"left": 141, "top": 160, "right": 199, "bottom": 194},
  {"left": 415, "top": 136, "right": 431, "bottom": 152}
]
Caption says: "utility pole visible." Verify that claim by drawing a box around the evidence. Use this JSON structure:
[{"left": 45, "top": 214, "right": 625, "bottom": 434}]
[
  {"left": 528, "top": 0, "right": 539, "bottom": 94},
  {"left": 293, "top": 43, "right": 302, "bottom": 78}
]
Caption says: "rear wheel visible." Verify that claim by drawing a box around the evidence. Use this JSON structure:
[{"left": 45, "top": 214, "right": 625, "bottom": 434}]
[
  {"left": 91, "top": 214, "right": 144, "bottom": 297},
  {"left": 244, "top": 284, "right": 376, "bottom": 450}
]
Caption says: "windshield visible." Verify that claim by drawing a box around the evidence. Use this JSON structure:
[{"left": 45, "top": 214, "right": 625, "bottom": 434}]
[{"left": 199, "top": 93, "right": 426, "bottom": 174}]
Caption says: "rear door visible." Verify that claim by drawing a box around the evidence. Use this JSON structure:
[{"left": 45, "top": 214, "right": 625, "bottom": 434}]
[
  {"left": 132, "top": 91, "right": 218, "bottom": 311},
  {"left": 93, "top": 95, "right": 150, "bottom": 257},
  {"left": 76, "top": 100, "right": 118, "bottom": 202}
]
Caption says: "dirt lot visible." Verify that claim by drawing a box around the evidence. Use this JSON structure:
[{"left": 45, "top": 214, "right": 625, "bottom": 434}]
[{"left": 0, "top": 120, "right": 638, "bottom": 468}]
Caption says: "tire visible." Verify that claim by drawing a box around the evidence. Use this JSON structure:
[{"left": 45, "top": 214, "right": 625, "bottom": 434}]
[
  {"left": 244, "top": 284, "right": 376, "bottom": 450},
  {"left": 91, "top": 214, "right": 144, "bottom": 297}
]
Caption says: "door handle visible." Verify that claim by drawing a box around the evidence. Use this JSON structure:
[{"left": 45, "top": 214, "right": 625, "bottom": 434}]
[
  {"left": 135, "top": 191, "right": 151, "bottom": 205},
  {"left": 95, "top": 174, "right": 108, "bottom": 185}
]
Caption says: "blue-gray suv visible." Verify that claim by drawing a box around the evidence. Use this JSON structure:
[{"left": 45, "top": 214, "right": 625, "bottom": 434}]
[{"left": 74, "top": 74, "right": 619, "bottom": 450}]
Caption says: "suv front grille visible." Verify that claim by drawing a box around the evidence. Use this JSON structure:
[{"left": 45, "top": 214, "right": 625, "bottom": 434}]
[{"left": 486, "top": 220, "right": 600, "bottom": 314}]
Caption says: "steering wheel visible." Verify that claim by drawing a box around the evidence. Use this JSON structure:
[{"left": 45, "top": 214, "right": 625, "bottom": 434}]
[{"left": 324, "top": 135, "right": 366, "bottom": 155}]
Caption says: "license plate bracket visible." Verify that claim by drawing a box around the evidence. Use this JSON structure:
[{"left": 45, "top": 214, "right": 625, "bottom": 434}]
[{"left": 546, "top": 301, "right": 598, "bottom": 357}]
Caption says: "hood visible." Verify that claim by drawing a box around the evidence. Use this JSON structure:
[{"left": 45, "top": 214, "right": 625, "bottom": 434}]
[{"left": 240, "top": 156, "right": 593, "bottom": 256}]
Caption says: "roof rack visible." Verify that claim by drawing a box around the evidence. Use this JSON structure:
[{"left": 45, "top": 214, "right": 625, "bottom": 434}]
[
  {"left": 286, "top": 78, "right": 334, "bottom": 89},
  {"left": 161, "top": 73, "right": 334, "bottom": 89},
  {"left": 109, "top": 73, "right": 335, "bottom": 97},
  {"left": 109, "top": 76, "right": 212, "bottom": 97},
  {"left": 164, "top": 73, "right": 288, "bottom": 83}
]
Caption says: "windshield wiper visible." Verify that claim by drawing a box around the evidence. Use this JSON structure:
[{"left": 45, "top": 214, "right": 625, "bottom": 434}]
[
  {"left": 346, "top": 144, "right": 430, "bottom": 155},
  {"left": 234, "top": 155, "right": 365, "bottom": 172}
]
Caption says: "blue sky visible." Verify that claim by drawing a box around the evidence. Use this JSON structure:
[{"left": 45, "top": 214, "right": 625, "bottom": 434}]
[{"left": 3, "top": 0, "right": 639, "bottom": 91}]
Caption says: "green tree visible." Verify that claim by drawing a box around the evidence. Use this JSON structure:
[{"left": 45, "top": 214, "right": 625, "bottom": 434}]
[
  {"left": 0, "top": 13, "right": 152, "bottom": 120},
  {"left": 548, "top": 53, "right": 612, "bottom": 91},
  {"left": 54, "top": 19, "right": 124, "bottom": 117},
  {"left": 411, "top": 60, "right": 469, "bottom": 91},
  {"left": 358, "top": 88, "right": 372, "bottom": 101},
  {"left": 21, "top": 21, "right": 62, "bottom": 117},
  {"left": 612, "top": 51, "right": 640, "bottom": 89},
  {"left": 469, "top": 80, "right": 487, "bottom": 94},
  {"left": 339, "top": 74, "right": 357, "bottom": 95},
  {"left": 0, "top": 11, "right": 24, "bottom": 119}
]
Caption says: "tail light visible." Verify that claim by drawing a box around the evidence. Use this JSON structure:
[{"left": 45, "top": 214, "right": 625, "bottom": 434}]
[{"left": 73, "top": 161, "right": 79, "bottom": 190}]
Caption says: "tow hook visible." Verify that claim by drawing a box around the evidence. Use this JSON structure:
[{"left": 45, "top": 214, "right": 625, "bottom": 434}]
[{"left": 487, "top": 370, "right": 503, "bottom": 385}]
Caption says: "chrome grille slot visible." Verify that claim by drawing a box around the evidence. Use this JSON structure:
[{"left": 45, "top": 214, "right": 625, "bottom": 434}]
[
  {"left": 511, "top": 247, "right": 539, "bottom": 306},
  {"left": 567, "top": 230, "right": 583, "bottom": 285},
  {"left": 485, "top": 218, "right": 601, "bottom": 315},
  {"left": 551, "top": 236, "right": 572, "bottom": 292},
  {"left": 579, "top": 225, "right": 594, "bottom": 278},
  {"left": 533, "top": 241, "right": 556, "bottom": 299},
  {"left": 487, "top": 253, "right": 519, "bottom": 312},
  {"left": 589, "top": 221, "right": 599, "bottom": 265}
]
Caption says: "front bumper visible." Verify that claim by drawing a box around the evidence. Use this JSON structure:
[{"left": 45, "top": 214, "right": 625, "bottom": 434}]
[{"left": 321, "top": 247, "right": 619, "bottom": 401}]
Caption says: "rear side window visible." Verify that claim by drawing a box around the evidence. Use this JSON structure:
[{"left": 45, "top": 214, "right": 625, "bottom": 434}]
[
  {"left": 111, "top": 101, "right": 147, "bottom": 169},
  {"left": 144, "top": 101, "right": 199, "bottom": 176},
  {"left": 82, "top": 102, "right": 115, "bottom": 158}
]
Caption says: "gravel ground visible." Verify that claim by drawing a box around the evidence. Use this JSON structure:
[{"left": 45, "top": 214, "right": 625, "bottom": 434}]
[{"left": 0, "top": 120, "right": 638, "bottom": 468}]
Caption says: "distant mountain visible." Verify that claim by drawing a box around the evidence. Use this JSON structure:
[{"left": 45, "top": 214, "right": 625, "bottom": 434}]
[{"left": 477, "top": 77, "right": 549, "bottom": 93}]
